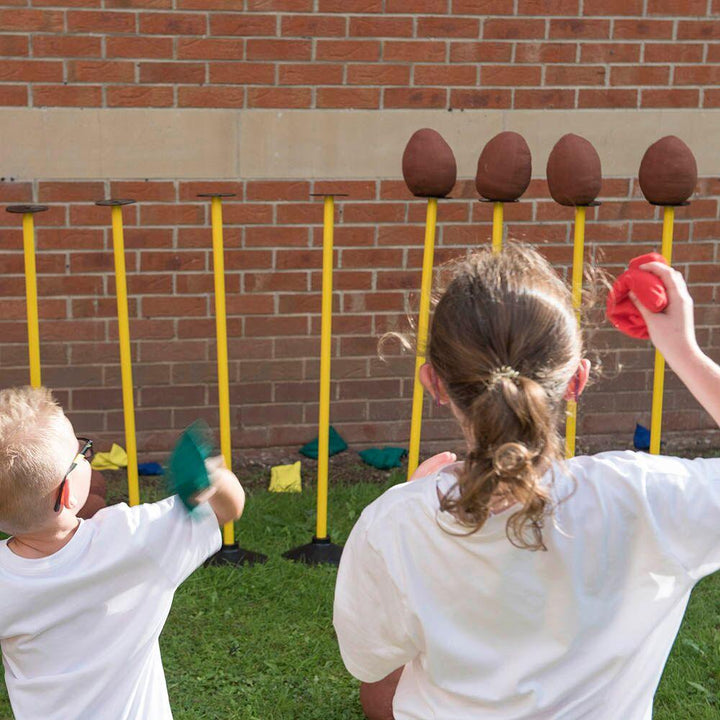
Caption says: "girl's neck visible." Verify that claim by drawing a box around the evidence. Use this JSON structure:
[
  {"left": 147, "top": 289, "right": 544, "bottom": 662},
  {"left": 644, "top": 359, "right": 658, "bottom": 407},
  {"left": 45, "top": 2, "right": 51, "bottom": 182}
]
[{"left": 8, "top": 515, "right": 81, "bottom": 559}]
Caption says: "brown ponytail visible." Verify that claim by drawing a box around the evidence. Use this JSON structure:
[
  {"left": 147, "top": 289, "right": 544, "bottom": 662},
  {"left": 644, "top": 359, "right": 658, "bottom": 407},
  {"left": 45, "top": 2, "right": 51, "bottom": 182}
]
[{"left": 428, "top": 244, "right": 582, "bottom": 550}]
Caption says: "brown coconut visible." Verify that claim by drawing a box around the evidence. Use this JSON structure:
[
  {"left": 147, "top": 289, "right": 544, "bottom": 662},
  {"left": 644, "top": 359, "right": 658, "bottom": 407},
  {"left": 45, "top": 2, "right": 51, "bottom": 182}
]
[
  {"left": 638, "top": 136, "right": 697, "bottom": 206},
  {"left": 475, "top": 131, "right": 532, "bottom": 202},
  {"left": 546, "top": 133, "right": 602, "bottom": 206},
  {"left": 402, "top": 128, "right": 457, "bottom": 198}
]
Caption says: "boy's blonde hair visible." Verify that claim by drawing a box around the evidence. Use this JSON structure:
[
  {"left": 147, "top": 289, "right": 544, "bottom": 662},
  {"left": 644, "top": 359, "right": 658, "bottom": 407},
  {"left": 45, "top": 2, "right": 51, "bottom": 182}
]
[{"left": 0, "top": 386, "right": 70, "bottom": 534}]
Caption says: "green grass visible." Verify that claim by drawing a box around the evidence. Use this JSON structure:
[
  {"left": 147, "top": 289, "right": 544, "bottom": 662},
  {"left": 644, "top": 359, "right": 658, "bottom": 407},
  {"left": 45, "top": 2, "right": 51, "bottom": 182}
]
[{"left": 1, "top": 471, "right": 720, "bottom": 719}]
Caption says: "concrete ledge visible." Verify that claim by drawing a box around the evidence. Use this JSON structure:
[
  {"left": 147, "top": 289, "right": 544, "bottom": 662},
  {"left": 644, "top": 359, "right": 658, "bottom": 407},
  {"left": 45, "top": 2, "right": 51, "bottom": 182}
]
[{"left": 1, "top": 108, "right": 717, "bottom": 180}]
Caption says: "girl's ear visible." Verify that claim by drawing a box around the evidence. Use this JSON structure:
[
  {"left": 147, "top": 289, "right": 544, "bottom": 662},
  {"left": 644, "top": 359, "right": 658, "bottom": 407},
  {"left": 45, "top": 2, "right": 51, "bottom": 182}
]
[
  {"left": 563, "top": 359, "right": 591, "bottom": 401},
  {"left": 419, "top": 363, "right": 450, "bottom": 406}
]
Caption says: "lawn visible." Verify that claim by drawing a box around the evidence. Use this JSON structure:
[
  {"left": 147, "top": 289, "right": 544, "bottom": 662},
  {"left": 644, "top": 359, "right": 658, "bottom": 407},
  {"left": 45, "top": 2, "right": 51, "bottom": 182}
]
[{"left": 1, "top": 465, "right": 719, "bottom": 719}]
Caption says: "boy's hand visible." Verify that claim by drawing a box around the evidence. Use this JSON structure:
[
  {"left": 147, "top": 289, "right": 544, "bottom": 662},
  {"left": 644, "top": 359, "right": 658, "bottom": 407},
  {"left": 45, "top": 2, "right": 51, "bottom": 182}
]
[
  {"left": 409, "top": 451, "right": 457, "bottom": 481},
  {"left": 193, "top": 455, "right": 245, "bottom": 526},
  {"left": 629, "top": 262, "right": 699, "bottom": 368}
]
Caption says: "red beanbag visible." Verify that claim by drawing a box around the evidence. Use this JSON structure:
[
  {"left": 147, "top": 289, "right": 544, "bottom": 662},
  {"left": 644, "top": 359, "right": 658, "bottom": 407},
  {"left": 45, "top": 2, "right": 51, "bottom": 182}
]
[{"left": 606, "top": 252, "right": 669, "bottom": 339}]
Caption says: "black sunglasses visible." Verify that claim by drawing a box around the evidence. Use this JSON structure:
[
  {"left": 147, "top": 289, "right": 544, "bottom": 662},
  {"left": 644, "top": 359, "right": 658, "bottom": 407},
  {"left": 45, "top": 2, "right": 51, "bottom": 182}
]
[{"left": 54, "top": 438, "right": 93, "bottom": 513}]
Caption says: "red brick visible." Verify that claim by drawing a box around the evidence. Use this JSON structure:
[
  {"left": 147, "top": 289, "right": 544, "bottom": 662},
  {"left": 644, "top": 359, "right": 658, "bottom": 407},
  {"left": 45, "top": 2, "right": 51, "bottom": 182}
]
[
  {"left": 452, "top": 0, "right": 514, "bottom": 13},
  {"left": 678, "top": 21, "right": 720, "bottom": 39},
  {"left": 246, "top": 38, "right": 312, "bottom": 60},
  {"left": 34, "top": 0, "right": 101, "bottom": 6},
  {"left": 449, "top": 41, "right": 512, "bottom": 62},
  {"left": 384, "top": 87, "right": 446, "bottom": 108},
  {"left": 38, "top": 182, "right": 105, "bottom": 202},
  {"left": 281, "top": 14, "right": 346, "bottom": 36},
  {"left": 143, "top": 296, "right": 208, "bottom": 317},
  {"left": 387, "top": 0, "right": 447, "bottom": 10},
  {"left": 514, "top": 88, "right": 575, "bottom": 109},
  {"left": 641, "top": 88, "right": 700, "bottom": 107},
  {"left": 449, "top": 88, "right": 512, "bottom": 108},
  {"left": 347, "top": 64, "right": 410, "bottom": 85},
  {"left": 343, "top": 202, "right": 406, "bottom": 223},
  {"left": 415, "top": 63, "right": 476, "bottom": 85},
  {"left": 318, "top": 0, "right": 382, "bottom": 10},
  {"left": 0, "top": 10, "right": 63, "bottom": 32},
  {"left": 107, "top": 86, "right": 174, "bottom": 107},
  {"left": 0, "top": 182, "right": 32, "bottom": 203},
  {"left": 67, "top": 11, "right": 136, "bottom": 33},
  {"left": 68, "top": 60, "right": 135, "bottom": 83},
  {"left": 675, "top": 66, "right": 720, "bottom": 85},
  {"left": 517, "top": 0, "right": 579, "bottom": 14},
  {"left": 247, "top": 87, "right": 312, "bottom": 108},
  {"left": 245, "top": 226, "right": 309, "bottom": 247},
  {"left": 140, "top": 12, "right": 206, "bottom": 34},
  {"left": 139, "top": 62, "right": 206, "bottom": 84},
  {"left": 179, "top": 86, "right": 246, "bottom": 107},
  {"left": 417, "top": 17, "right": 480, "bottom": 38},
  {"left": 350, "top": 17, "right": 413, "bottom": 38},
  {"left": 648, "top": 0, "right": 708, "bottom": 13},
  {"left": 549, "top": 19, "right": 610, "bottom": 39},
  {"left": 0, "top": 35, "right": 30, "bottom": 56},
  {"left": 33, "top": 84, "right": 102, "bottom": 107},
  {"left": 279, "top": 63, "right": 344, "bottom": 85},
  {"left": 583, "top": 0, "right": 643, "bottom": 13},
  {"left": 140, "top": 203, "right": 205, "bottom": 226},
  {"left": 140, "top": 251, "right": 206, "bottom": 273},
  {"left": 315, "top": 40, "right": 381, "bottom": 61},
  {"left": 611, "top": 65, "right": 670, "bottom": 86},
  {"left": 107, "top": 36, "right": 174, "bottom": 59},
  {"left": 646, "top": 43, "right": 704, "bottom": 63},
  {"left": 580, "top": 42, "right": 640, "bottom": 63},
  {"left": 105, "top": 0, "right": 173, "bottom": 6},
  {"left": 316, "top": 87, "right": 380, "bottom": 108},
  {"left": 312, "top": 180, "right": 376, "bottom": 199},
  {"left": 546, "top": 64, "right": 605, "bottom": 85},
  {"left": 210, "top": 62, "right": 276, "bottom": 84},
  {"left": 247, "top": 0, "right": 311, "bottom": 8},
  {"left": 483, "top": 19, "right": 545, "bottom": 39},
  {"left": 702, "top": 89, "right": 720, "bottom": 108},
  {"left": 514, "top": 42, "right": 577, "bottom": 63},
  {"left": 245, "top": 271, "right": 307, "bottom": 292},
  {"left": 222, "top": 203, "right": 274, "bottom": 224},
  {"left": 0, "top": 60, "right": 63, "bottom": 82},
  {"left": 177, "top": 38, "right": 244, "bottom": 60},
  {"left": 246, "top": 181, "right": 309, "bottom": 201},
  {"left": 578, "top": 88, "right": 638, "bottom": 108},
  {"left": 211, "top": 13, "right": 277, "bottom": 36},
  {"left": 481, "top": 65, "right": 542, "bottom": 85},
  {"left": 613, "top": 20, "right": 674, "bottom": 39},
  {"left": 384, "top": 40, "right": 446, "bottom": 63}
]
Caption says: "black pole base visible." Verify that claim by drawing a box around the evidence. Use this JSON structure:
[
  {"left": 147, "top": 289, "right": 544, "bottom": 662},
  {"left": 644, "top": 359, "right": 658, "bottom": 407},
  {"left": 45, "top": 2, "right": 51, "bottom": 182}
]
[
  {"left": 282, "top": 536, "right": 343, "bottom": 566},
  {"left": 205, "top": 543, "right": 267, "bottom": 567}
]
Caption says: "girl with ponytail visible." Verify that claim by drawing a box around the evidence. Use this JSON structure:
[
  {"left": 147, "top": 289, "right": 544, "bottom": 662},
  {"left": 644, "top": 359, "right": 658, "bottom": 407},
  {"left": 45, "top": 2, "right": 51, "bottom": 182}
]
[{"left": 334, "top": 243, "right": 720, "bottom": 720}]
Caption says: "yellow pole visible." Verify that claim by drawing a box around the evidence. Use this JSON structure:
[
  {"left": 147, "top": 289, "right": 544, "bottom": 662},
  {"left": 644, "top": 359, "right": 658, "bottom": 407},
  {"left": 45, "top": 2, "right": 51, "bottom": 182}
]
[
  {"left": 109, "top": 204, "right": 140, "bottom": 507},
  {"left": 315, "top": 195, "right": 335, "bottom": 540},
  {"left": 565, "top": 206, "right": 586, "bottom": 459},
  {"left": 492, "top": 201, "right": 503, "bottom": 254},
  {"left": 649, "top": 206, "right": 674, "bottom": 455},
  {"left": 209, "top": 196, "right": 235, "bottom": 546},
  {"left": 22, "top": 212, "right": 42, "bottom": 388},
  {"left": 407, "top": 197, "right": 439, "bottom": 480}
]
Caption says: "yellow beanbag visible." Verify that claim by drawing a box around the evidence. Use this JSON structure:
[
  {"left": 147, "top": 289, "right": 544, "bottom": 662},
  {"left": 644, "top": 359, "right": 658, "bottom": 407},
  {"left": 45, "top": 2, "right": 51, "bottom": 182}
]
[{"left": 269, "top": 461, "right": 302, "bottom": 493}]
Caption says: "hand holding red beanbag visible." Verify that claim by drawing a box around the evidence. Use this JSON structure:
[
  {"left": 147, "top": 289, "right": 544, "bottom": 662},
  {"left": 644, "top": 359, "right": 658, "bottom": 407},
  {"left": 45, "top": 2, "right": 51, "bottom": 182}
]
[{"left": 606, "top": 252, "right": 669, "bottom": 339}]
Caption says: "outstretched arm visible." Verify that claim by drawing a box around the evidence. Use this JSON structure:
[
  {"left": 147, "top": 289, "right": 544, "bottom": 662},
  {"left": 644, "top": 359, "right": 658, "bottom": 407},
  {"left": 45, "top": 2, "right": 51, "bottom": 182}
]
[
  {"left": 193, "top": 456, "right": 246, "bottom": 526},
  {"left": 631, "top": 261, "right": 720, "bottom": 427}
]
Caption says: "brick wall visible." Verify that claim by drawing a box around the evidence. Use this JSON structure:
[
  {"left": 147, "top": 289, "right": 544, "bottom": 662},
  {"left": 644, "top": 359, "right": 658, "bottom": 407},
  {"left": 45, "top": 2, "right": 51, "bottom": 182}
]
[
  {"left": 0, "top": 1, "right": 719, "bottom": 110},
  {"left": 1, "top": 1, "right": 720, "bottom": 459}
]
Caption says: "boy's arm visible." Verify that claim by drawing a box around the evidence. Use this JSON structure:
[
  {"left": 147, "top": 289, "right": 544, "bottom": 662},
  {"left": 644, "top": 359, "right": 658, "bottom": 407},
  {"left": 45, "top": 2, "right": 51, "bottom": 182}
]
[
  {"left": 631, "top": 262, "right": 720, "bottom": 428},
  {"left": 360, "top": 668, "right": 403, "bottom": 720},
  {"left": 193, "top": 457, "right": 246, "bottom": 526}
]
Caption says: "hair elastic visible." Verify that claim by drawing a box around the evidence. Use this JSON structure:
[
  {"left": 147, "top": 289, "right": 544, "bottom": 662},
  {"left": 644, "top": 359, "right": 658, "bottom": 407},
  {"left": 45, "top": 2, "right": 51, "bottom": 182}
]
[{"left": 488, "top": 365, "right": 520, "bottom": 387}]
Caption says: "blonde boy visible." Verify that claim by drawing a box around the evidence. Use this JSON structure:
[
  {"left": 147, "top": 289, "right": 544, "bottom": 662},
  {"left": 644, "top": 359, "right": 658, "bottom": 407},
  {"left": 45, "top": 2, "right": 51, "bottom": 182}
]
[{"left": 0, "top": 386, "right": 245, "bottom": 720}]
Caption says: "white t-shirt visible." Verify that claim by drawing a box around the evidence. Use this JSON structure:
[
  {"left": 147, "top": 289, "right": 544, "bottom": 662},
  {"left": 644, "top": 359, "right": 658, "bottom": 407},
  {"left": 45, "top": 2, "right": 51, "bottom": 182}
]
[
  {"left": 334, "top": 451, "right": 720, "bottom": 720},
  {"left": 0, "top": 496, "right": 221, "bottom": 720}
]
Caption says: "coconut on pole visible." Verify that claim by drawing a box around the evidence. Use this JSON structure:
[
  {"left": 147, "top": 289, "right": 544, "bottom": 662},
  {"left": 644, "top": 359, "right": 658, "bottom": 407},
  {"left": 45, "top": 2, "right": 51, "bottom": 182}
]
[
  {"left": 638, "top": 136, "right": 697, "bottom": 455},
  {"left": 402, "top": 129, "right": 456, "bottom": 480},
  {"left": 475, "top": 131, "right": 532, "bottom": 253},
  {"left": 546, "top": 133, "right": 602, "bottom": 459}
]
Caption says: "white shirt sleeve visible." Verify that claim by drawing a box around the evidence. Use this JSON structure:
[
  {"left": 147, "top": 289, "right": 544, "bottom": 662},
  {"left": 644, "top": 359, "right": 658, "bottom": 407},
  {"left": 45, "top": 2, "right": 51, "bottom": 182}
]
[
  {"left": 333, "top": 511, "right": 418, "bottom": 683},
  {"left": 117, "top": 496, "right": 222, "bottom": 586},
  {"left": 639, "top": 453, "right": 720, "bottom": 579}
]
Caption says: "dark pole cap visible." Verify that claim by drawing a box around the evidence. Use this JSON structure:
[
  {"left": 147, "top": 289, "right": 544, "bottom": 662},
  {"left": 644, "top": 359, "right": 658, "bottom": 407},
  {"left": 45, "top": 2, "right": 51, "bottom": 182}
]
[
  {"left": 5, "top": 205, "right": 49, "bottom": 214},
  {"left": 95, "top": 199, "right": 136, "bottom": 207}
]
